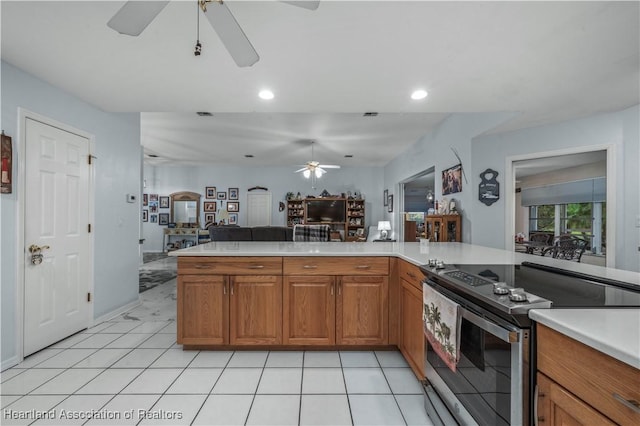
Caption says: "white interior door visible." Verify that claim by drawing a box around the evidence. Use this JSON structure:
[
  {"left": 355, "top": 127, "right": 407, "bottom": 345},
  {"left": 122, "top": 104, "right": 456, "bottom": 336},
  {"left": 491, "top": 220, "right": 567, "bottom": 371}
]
[
  {"left": 24, "top": 118, "right": 92, "bottom": 356},
  {"left": 246, "top": 192, "right": 272, "bottom": 226}
]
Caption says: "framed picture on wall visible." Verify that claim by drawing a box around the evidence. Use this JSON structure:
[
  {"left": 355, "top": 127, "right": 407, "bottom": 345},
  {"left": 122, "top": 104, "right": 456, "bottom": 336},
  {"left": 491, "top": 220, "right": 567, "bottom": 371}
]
[
  {"left": 150, "top": 214, "right": 157, "bottom": 223},
  {"left": 387, "top": 194, "right": 393, "bottom": 213},
  {"left": 383, "top": 189, "right": 388, "bottom": 206},
  {"left": 229, "top": 188, "right": 239, "bottom": 200},
  {"left": 227, "top": 202, "right": 239, "bottom": 212},
  {"left": 149, "top": 194, "right": 158, "bottom": 202},
  {"left": 149, "top": 203, "right": 158, "bottom": 213},
  {"left": 159, "top": 196, "right": 169, "bottom": 208},
  {"left": 217, "top": 192, "right": 227, "bottom": 200},
  {"left": 143, "top": 194, "right": 148, "bottom": 206},
  {"left": 442, "top": 163, "right": 463, "bottom": 195},
  {"left": 204, "top": 213, "right": 216, "bottom": 224},
  {"left": 206, "top": 186, "right": 216, "bottom": 199},
  {"left": 142, "top": 210, "right": 148, "bottom": 222},
  {"left": 159, "top": 213, "right": 169, "bottom": 225},
  {"left": 204, "top": 201, "right": 217, "bottom": 212},
  {"left": 228, "top": 213, "right": 238, "bottom": 225}
]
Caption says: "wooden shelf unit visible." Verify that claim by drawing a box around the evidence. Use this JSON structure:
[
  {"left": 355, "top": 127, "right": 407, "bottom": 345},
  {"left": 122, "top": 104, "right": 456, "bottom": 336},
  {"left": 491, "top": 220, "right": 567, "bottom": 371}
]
[
  {"left": 286, "top": 199, "right": 305, "bottom": 227},
  {"left": 347, "top": 199, "right": 366, "bottom": 239}
]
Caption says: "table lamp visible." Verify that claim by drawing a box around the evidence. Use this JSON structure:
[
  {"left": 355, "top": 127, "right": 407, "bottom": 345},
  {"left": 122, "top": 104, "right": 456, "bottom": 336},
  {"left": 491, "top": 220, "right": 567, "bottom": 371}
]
[{"left": 378, "top": 221, "right": 391, "bottom": 240}]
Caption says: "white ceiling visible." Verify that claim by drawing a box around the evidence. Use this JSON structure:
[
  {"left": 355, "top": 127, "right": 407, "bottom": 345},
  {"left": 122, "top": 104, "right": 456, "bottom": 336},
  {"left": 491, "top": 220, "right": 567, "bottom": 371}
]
[{"left": 2, "top": 1, "right": 639, "bottom": 167}]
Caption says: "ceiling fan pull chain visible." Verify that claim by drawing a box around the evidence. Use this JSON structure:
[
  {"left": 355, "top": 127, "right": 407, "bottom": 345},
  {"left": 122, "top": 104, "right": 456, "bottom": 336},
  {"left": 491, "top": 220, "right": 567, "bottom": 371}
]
[{"left": 194, "top": 0, "right": 202, "bottom": 56}]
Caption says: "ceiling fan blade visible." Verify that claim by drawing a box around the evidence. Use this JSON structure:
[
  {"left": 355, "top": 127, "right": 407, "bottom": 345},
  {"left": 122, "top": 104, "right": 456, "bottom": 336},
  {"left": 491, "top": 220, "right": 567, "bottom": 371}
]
[
  {"left": 107, "top": 1, "right": 169, "bottom": 36},
  {"left": 295, "top": 167, "right": 307, "bottom": 173},
  {"left": 204, "top": 2, "right": 259, "bottom": 67},
  {"left": 319, "top": 165, "right": 340, "bottom": 169},
  {"left": 280, "top": 1, "right": 320, "bottom": 10}
]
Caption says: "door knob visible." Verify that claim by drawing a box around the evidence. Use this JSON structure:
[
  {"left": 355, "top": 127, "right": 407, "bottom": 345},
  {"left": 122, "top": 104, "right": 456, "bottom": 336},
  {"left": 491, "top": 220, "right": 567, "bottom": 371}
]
[{"left": 28, "top": 244, "right": 50, "bottom": 265}]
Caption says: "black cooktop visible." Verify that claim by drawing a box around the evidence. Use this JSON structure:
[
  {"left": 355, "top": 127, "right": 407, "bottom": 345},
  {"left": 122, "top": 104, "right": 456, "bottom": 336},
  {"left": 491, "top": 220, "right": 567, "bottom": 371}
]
[{"left": 448, "top": 262, "right": 640, "bottom": 308}]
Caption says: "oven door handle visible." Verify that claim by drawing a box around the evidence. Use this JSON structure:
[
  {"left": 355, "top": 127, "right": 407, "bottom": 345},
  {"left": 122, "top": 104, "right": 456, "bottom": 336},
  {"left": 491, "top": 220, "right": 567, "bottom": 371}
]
[{"left": 460, "top": 307, "right": 519, "bottom": 343}]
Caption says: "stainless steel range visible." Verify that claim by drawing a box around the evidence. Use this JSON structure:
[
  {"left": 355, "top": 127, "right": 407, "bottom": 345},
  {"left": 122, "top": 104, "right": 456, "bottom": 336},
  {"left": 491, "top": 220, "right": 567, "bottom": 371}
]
[{"left": 419, "top": 261, "right": 640, "bottom": 426}]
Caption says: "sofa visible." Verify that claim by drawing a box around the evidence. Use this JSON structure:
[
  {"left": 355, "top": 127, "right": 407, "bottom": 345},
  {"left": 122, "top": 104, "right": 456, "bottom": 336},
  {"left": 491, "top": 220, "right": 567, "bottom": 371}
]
[{"left": 209, "top": 225, "right": 293, "bottom": 241}]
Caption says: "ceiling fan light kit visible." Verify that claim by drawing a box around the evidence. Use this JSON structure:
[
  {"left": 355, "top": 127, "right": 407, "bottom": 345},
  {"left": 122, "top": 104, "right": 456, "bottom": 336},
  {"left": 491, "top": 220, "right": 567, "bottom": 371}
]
[{"left": 107, "top": 0, "right": 319, "bottom": 68}]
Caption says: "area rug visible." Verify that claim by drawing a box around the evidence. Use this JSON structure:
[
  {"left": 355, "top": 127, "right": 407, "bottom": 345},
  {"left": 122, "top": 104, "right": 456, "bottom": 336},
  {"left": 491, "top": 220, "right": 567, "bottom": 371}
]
[
  {"left": 143, "top": 252, "right": 169, "bottom": 264},
  {"left": 139, "top": 269, "right": 176, "bottom": 293}
]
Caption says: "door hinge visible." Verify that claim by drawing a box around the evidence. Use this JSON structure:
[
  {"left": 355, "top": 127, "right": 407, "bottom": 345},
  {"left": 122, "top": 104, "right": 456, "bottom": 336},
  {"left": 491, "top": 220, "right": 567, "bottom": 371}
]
[
  {"left": 88, "top": 224, "right": 92, "bottom": 233},
  {"left": 87, "top": 292, "right": 92, "bottom": 302}
]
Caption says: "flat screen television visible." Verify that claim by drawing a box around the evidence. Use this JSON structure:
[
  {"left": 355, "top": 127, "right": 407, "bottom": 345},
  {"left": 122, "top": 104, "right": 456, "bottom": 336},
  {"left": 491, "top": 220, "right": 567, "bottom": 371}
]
[{"left": 306, "top": 199, "right": 346, "bottom": 223}]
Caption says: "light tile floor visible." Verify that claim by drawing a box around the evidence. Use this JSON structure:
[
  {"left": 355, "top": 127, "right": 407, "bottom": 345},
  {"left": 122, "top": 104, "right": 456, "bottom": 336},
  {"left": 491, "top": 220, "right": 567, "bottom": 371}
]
[{"left": 1, "top": 259, "right": 433, "bottom": 425}]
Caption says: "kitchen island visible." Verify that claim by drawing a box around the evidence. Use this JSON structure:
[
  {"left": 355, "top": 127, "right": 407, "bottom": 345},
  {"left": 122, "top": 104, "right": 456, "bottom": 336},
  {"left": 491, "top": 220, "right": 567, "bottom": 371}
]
[{"left": 170, "top": 240, "right": 639, "bottom": 354}]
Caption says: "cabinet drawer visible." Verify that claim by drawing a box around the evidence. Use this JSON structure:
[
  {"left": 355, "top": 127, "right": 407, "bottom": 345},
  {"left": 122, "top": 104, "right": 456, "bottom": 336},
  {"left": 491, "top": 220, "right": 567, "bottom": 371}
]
[
  {"left": 178, "top": 257, "right": 282, "bottom": 275},
  {"left": 398, "top": 260, "right": 424, "bottom": 291},
  {"left": 537, "top": 324, "right": 640, "bottom": 425},
  {"left": 284, "top": 257, "right": 389, "bottom": 276}
]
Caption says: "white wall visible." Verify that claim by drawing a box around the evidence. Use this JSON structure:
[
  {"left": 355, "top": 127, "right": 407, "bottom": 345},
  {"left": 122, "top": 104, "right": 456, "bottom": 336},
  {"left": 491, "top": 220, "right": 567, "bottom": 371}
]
[
  {"left": 142, "top": 164, "right": 384, "bottom": 251},
  {"left": 383, "top": 112, "right": 518, "bottom": 241},
  {"left": 1, "top": 61, "right": 141, "bottom": 368},
  {"left": 471, "top": 105, "right": 640, "bottom": 272}
]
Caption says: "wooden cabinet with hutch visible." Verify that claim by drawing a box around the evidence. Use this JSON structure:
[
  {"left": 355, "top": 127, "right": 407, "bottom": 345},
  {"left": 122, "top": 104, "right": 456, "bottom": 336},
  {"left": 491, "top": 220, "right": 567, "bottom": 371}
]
[{"left": 425, "top": 214, "right": 461, "bottom": 242}]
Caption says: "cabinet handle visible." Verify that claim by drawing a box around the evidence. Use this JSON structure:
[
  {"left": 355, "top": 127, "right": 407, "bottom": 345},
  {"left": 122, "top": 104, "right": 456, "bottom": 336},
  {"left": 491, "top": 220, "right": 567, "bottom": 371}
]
[
  {"left": 223, "top": 283, "right": 227, "bottom": 295},
  {"left": 330, "top": 284, "right": 334, "bottom": 296},
  {"left": 303, "top": 265, "right": 318, "bottom": 269},
  {"left": 613, "top": 393, "right": 640, "bottom": 413},
  {"left": 338, "top": 279, "right": 342, "bottom": 295},
  {"left": 534, "top": 384, "right": 545, "bottom": 425},
  {"left": 355, "top": 265, "right": 371, "bottom": 270},
  {"left": 406, "top": 272, "right": 417, "bottom": 279},
  {"left": 230, "top": 281, "right": 234, "bottom": 295},
  {"left": 248, "top": 265, "right": 264, "bottom": 269},
  {"left": 194, "top": 264, "right": 213, "bottom": 269}
]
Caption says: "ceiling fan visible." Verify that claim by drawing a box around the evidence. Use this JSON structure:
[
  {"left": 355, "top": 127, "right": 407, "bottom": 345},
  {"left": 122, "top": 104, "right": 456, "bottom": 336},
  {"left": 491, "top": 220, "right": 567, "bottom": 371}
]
[
  {"left": 107, "top": 0, "right": 319, "bottom": 67},
  {"left": 295, "top": 141, "right": 340, "bottom": 186}
]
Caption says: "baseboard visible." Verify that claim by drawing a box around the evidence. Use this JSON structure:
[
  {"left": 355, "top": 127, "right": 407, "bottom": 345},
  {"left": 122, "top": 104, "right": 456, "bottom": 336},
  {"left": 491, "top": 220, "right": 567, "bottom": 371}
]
[
  {"left": 93, "top": 297, "right": 141, "bottom": 324},
  {"left": 1, "top": 356, "right": 20, "bottom": 372}
]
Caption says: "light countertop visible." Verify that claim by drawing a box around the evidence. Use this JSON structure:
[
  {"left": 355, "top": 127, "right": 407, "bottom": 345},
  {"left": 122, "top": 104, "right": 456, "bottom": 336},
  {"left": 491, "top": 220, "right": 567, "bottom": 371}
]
[
  {"left": 170, "top": 241, "right": 640, "bottom": 286},
  {"left": 529, "top": 309, "right": 640, "bottom": 369}
]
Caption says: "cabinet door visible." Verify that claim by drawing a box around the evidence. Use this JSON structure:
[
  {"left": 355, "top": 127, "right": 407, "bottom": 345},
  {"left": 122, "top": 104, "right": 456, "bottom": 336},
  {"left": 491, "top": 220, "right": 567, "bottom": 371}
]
[
  {"left": 400, "top": 278, "right": 424, "bottom": 378},
  {"left": 230, "top": 275, "right": 282, "bottom": 345},
  {"left": 536, "top": 373, "right": 615, "bottom": 426},
  {"left": 177, "top": 275, "right": 228, "bottom": 345},
  {"left": 284, "top": 276, "right": 335, "bottom": 345},
  {"left": 337, "top": 276, "right": 388, "bottom": 345}
]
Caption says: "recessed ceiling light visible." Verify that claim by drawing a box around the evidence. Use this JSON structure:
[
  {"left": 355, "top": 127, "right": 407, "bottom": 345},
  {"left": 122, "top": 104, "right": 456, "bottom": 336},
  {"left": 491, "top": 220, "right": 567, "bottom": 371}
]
[
  {"left": 344, "top": 155, "right": 353, "bottom": 158},
  {"left": 147, "top": 154, "right": 159, "bottom": 158},
  {"left": 411, "top": 90, "right": 428, "bottom": 100},
  {"left": 363, "top": 112, "right": 378, "bottom": 117},
  {"left": 244, "top": 154, "right": 254, "bottom": 158},
  {"left": 258, "top": 90, "right": 274, "bottom": 100},
  {"left": 196, "top": 111, "right": 213, "bottom": 116}
]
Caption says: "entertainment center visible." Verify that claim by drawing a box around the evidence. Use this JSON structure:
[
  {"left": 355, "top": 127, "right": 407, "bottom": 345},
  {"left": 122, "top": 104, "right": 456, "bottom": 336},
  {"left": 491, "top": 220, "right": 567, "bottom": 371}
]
[{"left": 286, "top": 197, "right": 366, "bottom": 241}]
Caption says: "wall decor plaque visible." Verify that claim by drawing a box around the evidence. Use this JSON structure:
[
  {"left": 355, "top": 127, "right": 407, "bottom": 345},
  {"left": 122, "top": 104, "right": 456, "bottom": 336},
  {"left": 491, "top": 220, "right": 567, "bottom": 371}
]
[{"left": 479, "top": 168, "right": 500, "bottom": 206}]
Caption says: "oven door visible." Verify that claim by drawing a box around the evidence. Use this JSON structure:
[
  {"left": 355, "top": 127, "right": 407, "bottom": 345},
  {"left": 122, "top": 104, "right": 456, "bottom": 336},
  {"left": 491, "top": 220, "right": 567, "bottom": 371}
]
[{"left": 423, "top": 279, "right": 529, "bottom": 426}]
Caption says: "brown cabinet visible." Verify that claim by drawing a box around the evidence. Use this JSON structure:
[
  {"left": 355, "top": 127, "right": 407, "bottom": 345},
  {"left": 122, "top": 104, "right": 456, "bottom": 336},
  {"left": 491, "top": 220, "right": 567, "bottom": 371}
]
[
  {"left": 177, "top": 257, "right": 283, "bottom": 346},
  {"left": 230, "top": 275, "right": 282, "bottom": 345},
  {"left": 537, "top": 372, "right": 615, "bottom": 426},
  {"left": 177, "top": 275, "right": 228, "bottom": 345},
  {"left": 283, "top": 257, "right": 389, "bottom": 346},
  {"left": 404, "top": 220, "right": 417, "bottom": 242},
  {"left": 425, "top": 214, "right": 461, "bottom": 242},
  {"left": 283, "top": 276, "right": 335, "bottom": 345},
  {"left": 337, "top": 275, "right": 388, "bottom": 345},
  {"left": 398, "top": 260, "right": 425, "bottom": 378},
  {"left": 536, "top": 324, "right": 640, "bottom": 426}
]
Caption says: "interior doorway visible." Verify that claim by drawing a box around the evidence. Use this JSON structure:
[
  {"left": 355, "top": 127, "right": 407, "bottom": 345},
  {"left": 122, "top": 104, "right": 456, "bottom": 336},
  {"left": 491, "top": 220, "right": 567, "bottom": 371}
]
[
  {"left": 401, "top": 168, "right": 435, "bottom": 242},
  {"left": 507, "top": 147, "right": 613, "bottom": 267}
]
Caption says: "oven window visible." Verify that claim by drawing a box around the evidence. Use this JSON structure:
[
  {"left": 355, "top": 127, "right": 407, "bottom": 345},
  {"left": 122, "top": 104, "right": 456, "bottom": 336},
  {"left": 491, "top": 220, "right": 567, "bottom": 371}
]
[{"left": 427, "top": 316, "right": 512, "bottom": 426}]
